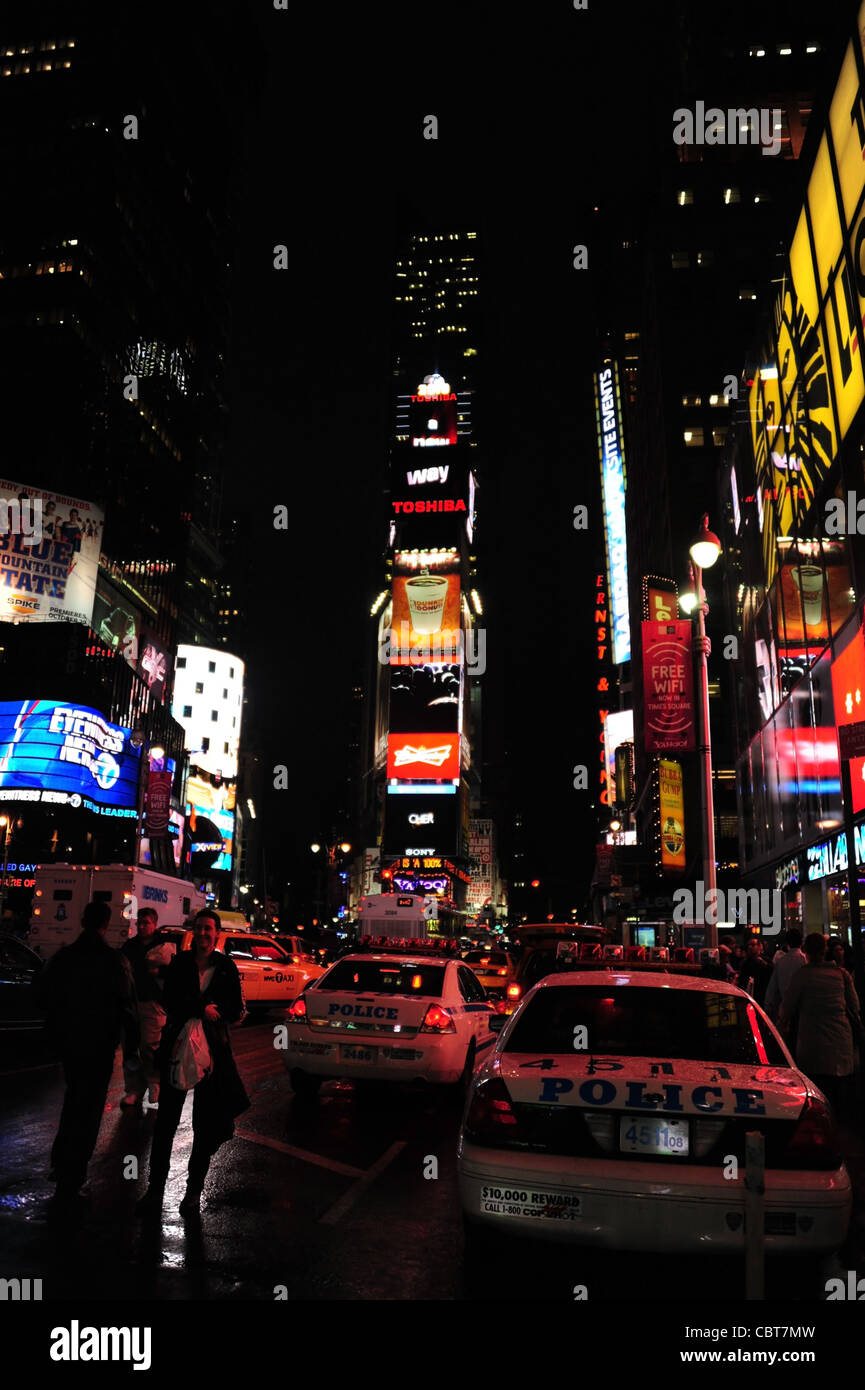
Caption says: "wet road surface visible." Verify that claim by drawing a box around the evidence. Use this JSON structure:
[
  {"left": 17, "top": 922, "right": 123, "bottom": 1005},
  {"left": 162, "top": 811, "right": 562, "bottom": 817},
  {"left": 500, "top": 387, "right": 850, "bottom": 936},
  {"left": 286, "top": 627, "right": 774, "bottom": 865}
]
[{"left": 2, "top": 1017, "right": 864, "bottom": 1301}]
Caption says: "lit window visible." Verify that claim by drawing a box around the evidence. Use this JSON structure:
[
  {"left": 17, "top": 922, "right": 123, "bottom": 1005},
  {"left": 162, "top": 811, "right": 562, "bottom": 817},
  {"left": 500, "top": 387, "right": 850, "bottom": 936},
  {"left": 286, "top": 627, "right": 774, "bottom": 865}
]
[
  {"left": 749, "top": 47, "right": 766, "bottom": 57},
  {"left": 723, "top": 187, "right": 741, "bottom": 205},
  {"left": 682, "top": 394, "right": 702, "bottom": 407},
  {"left": 684, "top": 428, "right": 705, "bottom": 447},
  {"left": 697, "top": 250, "right": 714, "bottom": 266},
  {"left": 677, "top": 189, "right": 693, "bottom": 206},
  {"left": 712, "top": 427, "right": 728, "bottom": 447},
  {"left": 806, "top": 44, "right": 819, "bottom": 54},
  {"left": 778, "top": 46, "right": 792, "bottom": 56},
  {"left": 671, "top": 250, "right": 690, "bottom": 269},
  {"left": 739, "top": 287, "right": 757, "bottom": 301},
  {"left": 709, "top": 394, "right": 727, "bottom": 407},
  {"left": 754, "top": 191, "right": 770, "bottom": 204}
]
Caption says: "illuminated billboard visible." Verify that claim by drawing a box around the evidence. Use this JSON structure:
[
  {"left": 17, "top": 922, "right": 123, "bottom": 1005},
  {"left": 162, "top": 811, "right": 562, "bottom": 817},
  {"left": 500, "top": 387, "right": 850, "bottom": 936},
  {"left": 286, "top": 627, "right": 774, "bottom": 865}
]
[
  {"left": 389, "top": 664, "right": 461, "bottom": 732},
  {"left": 748, "top": 4, "right": 865, "bottom": 585},
  {"left": 831, "top": 626, "right": 865, "bottom": 814},
  {"left": 642, "top": 620, "right": 696, "bottom": 752},
  {"left": 0, "top": 699, "right": 139, "bottom": 815},
  {"left": 594, "top": 366, "right": 630, "bottom": 664},
  {"left": 0, "top": 478, "right": 104, "bottom": 626},
  {"left": 173, "top": 645, "right": 244, "bottom": 779},
  {"left": 187, "top": 803, "right": 234, "bottom": 872},
  {"left": 604, "top": 709, "right": 634, "bottom": 804},
  {"left": 383, "top": 791, "right": 459, "bottom": 857},
  {"left": 659, "top": 759, "right": 686, "bottom": 873},
  {"left": 386, "top": 733, "right": 460, "bottom": 781},
  {"left": 389, "top": 573, "right": 461, "bottom": 665}
]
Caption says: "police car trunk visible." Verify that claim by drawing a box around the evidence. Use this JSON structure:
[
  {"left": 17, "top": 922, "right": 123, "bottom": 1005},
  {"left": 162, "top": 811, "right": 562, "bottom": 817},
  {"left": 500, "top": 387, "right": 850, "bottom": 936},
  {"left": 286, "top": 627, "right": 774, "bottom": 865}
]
[
  {"left": 459, "top": 971, "right": 852, "bottom": 1252},
  {"left": 291, "top": 954, "right": 456, "bottom": 1077}
]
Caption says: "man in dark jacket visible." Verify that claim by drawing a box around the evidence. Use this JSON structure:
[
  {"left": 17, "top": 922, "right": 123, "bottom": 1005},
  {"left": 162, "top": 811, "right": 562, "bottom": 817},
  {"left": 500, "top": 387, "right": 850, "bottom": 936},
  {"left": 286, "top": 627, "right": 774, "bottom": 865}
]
[
  {"left": 35, "top": 900, "right": 140, "bottom": 1219},
  {"left": 137, "top": 910, "right": 248, "bottom": 1218},
  {"left": 736, "top": 935, "right": 772, "bottom": 1006}
]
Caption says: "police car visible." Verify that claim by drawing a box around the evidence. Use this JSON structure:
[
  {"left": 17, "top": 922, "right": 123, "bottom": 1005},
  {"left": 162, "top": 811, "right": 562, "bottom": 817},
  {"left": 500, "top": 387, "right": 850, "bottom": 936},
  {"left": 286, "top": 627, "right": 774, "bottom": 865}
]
[
  {"left": 283, "top": 947, "right": 498, "bottom": 1096},
  {"left": 458, "top": 970, "right": 852, "bottom": 1255}
]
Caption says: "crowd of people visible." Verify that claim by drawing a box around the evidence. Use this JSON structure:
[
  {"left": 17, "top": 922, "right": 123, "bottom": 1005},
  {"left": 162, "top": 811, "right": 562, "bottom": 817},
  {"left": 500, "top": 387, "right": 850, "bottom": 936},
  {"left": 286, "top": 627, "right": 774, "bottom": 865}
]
[
  {"left": 716, "top": 928, "right": 864, "bottom": 1125},
  {"left": 27, "top": 902, "right": 865, "bottom": 1225},
  {"left": 34, "top": 902, "right": 249, "bottom": 1224}
]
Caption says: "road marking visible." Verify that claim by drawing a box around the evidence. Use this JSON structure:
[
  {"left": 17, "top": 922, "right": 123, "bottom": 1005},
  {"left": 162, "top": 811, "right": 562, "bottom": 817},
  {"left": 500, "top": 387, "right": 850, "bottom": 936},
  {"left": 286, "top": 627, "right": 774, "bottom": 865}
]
[
  {"left": 235, "top": 1128, "right": 364, "bottom": 1178},
  {"left": 319, "top": 1141, "right": 406, "bottom": 1226}
]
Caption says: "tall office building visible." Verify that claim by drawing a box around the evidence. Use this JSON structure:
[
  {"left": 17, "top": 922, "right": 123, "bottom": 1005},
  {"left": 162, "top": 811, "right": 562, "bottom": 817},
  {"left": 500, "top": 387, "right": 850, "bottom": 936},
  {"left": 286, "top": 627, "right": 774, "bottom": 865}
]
[
  {"left": 593, "top": 3, "right": 845, "bottom": 933},
  {"left": 356, "top": 229, "right": 486, "bottom": 927},
  {"left": 0, "top": 4, "right": 251, "bottom": 890}
]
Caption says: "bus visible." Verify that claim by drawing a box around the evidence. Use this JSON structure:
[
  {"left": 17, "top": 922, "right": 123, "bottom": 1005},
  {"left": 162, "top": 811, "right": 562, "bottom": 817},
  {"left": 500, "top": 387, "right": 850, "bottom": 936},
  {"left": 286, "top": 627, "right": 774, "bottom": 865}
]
[{"left": 354, "top": 894, "right": 463, "bottom": 942}]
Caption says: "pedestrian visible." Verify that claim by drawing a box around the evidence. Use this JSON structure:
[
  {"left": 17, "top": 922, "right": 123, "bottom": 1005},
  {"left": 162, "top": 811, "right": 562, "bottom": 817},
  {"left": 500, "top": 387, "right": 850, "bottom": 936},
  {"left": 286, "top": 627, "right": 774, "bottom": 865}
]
[
  {"left": 121, "top": 907, "right": 175, "bottom": 1108},
  {"left": 735, "top": 935, "right": 772, "bottom": 1006},
  {"left": 34, "top": 900, "right": 140, "bottom": 1221},
  {"left": 136, "top": 910, "right": 249, "bottom": 1217},
  {"left": 763, "top": 927, "right": 806, "bottom": 1024},
  {"left": 717, "top": 944, "right": 736, "bottom": 981},
  {"left": 780, "top": 932, "right": 863, "bottom": 1125}
]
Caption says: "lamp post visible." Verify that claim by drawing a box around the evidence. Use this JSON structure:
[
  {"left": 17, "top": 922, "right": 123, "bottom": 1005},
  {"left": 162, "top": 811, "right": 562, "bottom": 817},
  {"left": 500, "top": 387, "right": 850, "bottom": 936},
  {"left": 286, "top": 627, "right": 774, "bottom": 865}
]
[
  {"left": 310, "top": 840, "right": 352, "bottom": 922},
  {"left": 681, "top": 514, "right": 722, "bottom": 950}
]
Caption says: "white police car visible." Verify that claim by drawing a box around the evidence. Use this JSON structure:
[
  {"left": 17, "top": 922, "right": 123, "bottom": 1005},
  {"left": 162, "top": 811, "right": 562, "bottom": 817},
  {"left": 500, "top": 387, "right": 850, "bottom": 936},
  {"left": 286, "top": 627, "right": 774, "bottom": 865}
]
[
  {"left": 458, "top": 970, "right": 852, "bottom": 1255},
  {"left": 284, "top": 949, "right": 498, "bottom": 1096}
]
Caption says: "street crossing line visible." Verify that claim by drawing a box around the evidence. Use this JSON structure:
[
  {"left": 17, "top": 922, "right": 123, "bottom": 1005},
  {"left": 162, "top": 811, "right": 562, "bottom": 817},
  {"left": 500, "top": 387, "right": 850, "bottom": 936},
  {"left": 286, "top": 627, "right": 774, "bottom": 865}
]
[
  {"left": 234, "top": 1127, "right": 364, "bottom": 1178},
  {"left": 319, "top": 1141, "right": 407, "bottom": 1226}
]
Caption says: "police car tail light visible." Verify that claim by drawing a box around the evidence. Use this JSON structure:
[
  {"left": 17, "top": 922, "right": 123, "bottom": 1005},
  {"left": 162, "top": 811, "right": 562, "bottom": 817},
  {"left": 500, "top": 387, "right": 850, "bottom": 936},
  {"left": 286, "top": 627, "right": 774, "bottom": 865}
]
[
  {"left": 465, "top": 1078, "right": 519, "bottom": 1140},
  {"left": 288, "top": 996, "right": 308, "bottom": 1023},
  {"left": 785, "top": 1096, "right": 842, "bottom": 1169},
  {"left": 506, "top": 984, "right": 521, "bottom": 1000},
  {"left": 420, "top": 1003, "right": 456, "bottom": 1033}
]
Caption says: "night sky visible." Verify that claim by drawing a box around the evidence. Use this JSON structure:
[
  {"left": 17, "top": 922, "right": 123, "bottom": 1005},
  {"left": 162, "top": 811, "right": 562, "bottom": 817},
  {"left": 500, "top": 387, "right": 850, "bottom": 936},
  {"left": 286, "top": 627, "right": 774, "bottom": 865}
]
[{"left": 222, "top": 1, "right": 667, "bottom": 914}]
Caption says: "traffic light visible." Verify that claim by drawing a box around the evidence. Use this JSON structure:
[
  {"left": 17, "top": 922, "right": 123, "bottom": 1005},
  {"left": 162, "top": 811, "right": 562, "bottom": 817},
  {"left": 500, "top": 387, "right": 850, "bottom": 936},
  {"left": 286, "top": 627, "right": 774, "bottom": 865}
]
[{"left": 381, "top": 868, "right": 393, "bottom": 893}]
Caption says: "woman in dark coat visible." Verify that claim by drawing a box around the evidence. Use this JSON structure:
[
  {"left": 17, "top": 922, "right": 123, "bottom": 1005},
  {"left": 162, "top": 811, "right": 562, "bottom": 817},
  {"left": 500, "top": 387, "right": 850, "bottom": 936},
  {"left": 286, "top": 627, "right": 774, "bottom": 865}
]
[{"left": 137, "top": 910, "right": 249, "bottom": 1217}]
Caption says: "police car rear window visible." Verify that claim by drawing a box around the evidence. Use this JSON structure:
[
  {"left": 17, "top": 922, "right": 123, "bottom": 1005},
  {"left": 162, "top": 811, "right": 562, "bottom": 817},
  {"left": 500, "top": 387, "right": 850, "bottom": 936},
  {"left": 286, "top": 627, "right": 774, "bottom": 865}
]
[
  {"left": 323, "top": 961, "right": 446, "bottom": 997},
  {"left": 504, "top": 986, "right": 787, "bottom": 1066},
  {"left": 464, "top": 951, "right": 509, "bottom": 966}
]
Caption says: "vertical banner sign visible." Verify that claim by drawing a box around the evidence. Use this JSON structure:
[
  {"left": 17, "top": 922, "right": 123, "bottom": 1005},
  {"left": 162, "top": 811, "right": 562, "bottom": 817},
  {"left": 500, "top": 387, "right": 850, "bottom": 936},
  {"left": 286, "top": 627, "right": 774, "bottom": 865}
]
[
  {"left": 642, "top": 620, "right": 696, "bottom": 751},
  {"left": 144, "top": 769, "right": 172, "bottom": 837},
  {"left": 659, "top": 759, "right": 686, "bottom": 873},
  {"left": 594, "top": 364, "right": 630, "bottom": 665}
]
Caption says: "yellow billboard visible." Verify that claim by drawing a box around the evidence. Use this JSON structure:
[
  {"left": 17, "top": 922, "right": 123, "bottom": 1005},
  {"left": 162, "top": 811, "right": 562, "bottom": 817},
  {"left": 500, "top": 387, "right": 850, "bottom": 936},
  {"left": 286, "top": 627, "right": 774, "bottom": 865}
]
[
  {"left": 659, "top": 759, "right": 686, "bottom": 874},
  {"left": 750, "top": 5, "right": 865, "bottom": 583}
]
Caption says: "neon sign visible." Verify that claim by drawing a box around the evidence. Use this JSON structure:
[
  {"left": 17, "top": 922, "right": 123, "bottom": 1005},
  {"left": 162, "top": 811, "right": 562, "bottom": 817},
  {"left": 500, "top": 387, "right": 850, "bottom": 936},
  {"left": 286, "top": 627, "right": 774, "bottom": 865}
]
[{"left": 595, "top": 365, "right": 631, "bottom": 665}]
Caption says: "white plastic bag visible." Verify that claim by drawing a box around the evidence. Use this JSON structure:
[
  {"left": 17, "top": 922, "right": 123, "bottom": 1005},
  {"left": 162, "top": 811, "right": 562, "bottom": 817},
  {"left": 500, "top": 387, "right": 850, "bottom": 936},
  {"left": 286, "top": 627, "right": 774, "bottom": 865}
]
[{"left": 168, "top": 1018, "right": 213, "bottom": 1091}]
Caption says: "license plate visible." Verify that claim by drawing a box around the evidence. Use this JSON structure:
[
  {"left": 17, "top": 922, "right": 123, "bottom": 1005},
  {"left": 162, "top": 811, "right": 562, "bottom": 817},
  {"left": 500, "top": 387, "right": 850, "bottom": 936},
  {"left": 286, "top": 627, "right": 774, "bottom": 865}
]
[
  {"left": 341, "top": 1045, "right": 377, "bottom": 1062},
  {"left": 479, "top": 1186, "right": 581, "bottom": 1221},
  {"left": 618, "top": 1116, "right": 689, "bottom": 1156}
]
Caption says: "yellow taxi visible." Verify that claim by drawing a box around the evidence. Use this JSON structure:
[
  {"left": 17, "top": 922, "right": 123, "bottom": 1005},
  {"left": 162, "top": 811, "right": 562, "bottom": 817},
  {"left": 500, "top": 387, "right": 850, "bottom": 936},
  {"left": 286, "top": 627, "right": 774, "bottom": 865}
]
[
  {"left": 461, "top": 946, "right": 516, "bottom": 1002},
  {"left": 177, "top": 927, "right": 326, "bottom": 1010}
]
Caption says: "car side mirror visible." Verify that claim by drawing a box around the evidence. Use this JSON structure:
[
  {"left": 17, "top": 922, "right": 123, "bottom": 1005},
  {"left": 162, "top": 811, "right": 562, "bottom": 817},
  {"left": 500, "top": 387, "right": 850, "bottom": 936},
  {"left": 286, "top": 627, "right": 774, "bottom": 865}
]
[{"left": 489, "top": 1014, "right": 506, "bottom": 1033}]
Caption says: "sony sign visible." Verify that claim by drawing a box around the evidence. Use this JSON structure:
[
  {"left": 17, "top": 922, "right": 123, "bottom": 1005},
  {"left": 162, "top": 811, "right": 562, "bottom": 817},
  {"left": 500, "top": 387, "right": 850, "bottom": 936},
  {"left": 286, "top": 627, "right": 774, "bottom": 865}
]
[{"left": 596, "top": 365, "right": 631, "bottom": 665}]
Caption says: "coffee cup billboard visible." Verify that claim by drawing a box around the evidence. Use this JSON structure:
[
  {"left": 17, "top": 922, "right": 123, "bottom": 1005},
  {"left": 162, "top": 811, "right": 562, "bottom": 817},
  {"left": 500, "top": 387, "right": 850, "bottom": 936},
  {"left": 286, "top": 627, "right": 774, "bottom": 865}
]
[{"left": 390, "top": 573, "right": 461, "bottom": 664}]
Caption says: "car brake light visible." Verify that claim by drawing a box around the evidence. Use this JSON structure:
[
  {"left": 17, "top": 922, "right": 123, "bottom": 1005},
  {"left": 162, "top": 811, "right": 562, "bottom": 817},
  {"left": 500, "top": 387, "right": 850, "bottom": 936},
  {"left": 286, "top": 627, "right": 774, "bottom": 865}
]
[
  {"left": 464, "top": 1077, "right": 520, "bottom": 1142},
  {"left": 506, "top": 984, "right": 521, "bottom": 999},
  {"left": 497, "top": 968, "right": 508, "bottom": 976},
  {"left": 288, "top": 996, "right": 308, "bottom": 1021},
  {"left": 420, "top": 1003, "right": 456, "bottom": 1033},
  {"left": 785, "top": 1095, "right": 842, "bottom": 1169}
]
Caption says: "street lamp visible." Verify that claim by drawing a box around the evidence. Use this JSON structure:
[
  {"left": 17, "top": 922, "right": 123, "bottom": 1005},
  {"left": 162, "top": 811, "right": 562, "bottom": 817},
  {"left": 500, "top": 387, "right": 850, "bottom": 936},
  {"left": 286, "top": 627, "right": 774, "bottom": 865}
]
[
  {"left": 684, "top": 513, "right": 722, "bottom": 949},
  {"left": 310, "top": 840, "right": 353, "bottom": 920}
]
